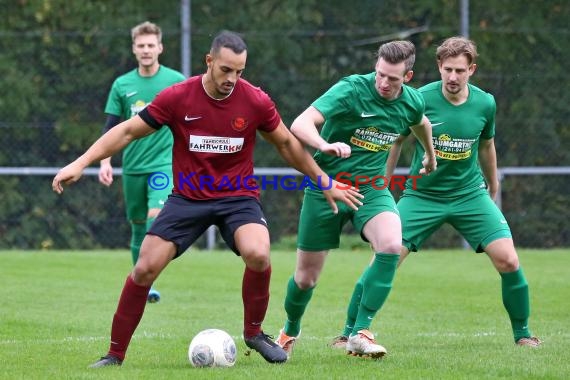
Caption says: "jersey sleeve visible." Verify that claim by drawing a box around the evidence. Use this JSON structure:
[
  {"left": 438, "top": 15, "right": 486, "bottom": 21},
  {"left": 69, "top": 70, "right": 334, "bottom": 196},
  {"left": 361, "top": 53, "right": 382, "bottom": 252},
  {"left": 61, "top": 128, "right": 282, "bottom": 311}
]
[
  {"left": 104, "top": 79, "right": 123, "bottom": 117},
  {"left": 102, "top": 114, "right": 121, "bottom": 133},
  {"left": 144, "top": 86, "right": 175, "bottom": 127},
  {"left": 481, "top": 93, "right": 496, "bottom": 139},
  {"left": 398, "top": 86, "right": 425, "bottom": 137},
  {"left": 311, "top": 78, "right": 354, "bottom": 120},
  {"left": 256, "top": 90, "right": 281, "bottom": 133},
  {"left": 409, "top": 87, "right": 426, "bottom": 127}
]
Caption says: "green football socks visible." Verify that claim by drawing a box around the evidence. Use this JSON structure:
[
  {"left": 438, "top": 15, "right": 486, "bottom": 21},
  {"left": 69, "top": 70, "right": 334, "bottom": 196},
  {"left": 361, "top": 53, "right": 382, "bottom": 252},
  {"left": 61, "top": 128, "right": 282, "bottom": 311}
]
[
  {"left": 283, "top": 276, "right": 314, "bottom": 337},
  {"left": 500, "top": 267, "right": 532, "bottom": 342},
  {"left": 129, "top": 221, "right": 147, "bottom": 265},
  {"left": 352, "top": 253, "right": 399, "bottom": 334},
  {"left": 341, "top": 270, "right": 366, "bottom": 337}
]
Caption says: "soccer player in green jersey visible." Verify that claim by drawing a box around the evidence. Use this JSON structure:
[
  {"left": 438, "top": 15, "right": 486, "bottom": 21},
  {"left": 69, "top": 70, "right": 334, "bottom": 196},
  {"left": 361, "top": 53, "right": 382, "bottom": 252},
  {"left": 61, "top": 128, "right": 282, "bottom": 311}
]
[
  {"left": 333, "top": 36, "right": 541, "bottom": 349},
  {"left": 275, "top": 41, "right": 437, "bottom": 358},
  {"left": 98, "top": 21, "right": 185, "bottom": 303}
]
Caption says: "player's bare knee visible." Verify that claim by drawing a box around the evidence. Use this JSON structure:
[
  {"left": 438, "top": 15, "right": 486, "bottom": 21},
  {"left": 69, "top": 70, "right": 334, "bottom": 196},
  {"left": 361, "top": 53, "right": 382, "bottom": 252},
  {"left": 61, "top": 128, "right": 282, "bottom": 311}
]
[
  {"left": 132, "top": 261, "right": 160, "bottom": 285},
  {"left": 493, "top": 254, "right": 520, "bottom": 273},
  {"left": 295, "top": 275, "right": 317, "bottom": 289},
  {"left": 371, "top": 241, "right": 402, "bottom": 255},
  {"left": 242, "top": 250, "right": 270, "bottom": 271},
  {"left": 502, "top": 256, "right": 520, "bottom": 272}
]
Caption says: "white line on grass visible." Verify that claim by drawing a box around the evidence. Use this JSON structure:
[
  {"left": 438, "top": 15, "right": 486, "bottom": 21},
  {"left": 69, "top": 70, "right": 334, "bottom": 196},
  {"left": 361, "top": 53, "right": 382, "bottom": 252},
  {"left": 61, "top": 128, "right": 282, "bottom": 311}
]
[{"left": 0, "top": 331, "right": 175, "bottom": 345}]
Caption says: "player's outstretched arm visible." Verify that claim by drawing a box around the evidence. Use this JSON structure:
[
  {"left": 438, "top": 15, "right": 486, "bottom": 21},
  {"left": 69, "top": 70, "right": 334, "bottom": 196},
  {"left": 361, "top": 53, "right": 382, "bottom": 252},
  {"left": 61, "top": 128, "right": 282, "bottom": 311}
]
[
  {"left": 409, "top": 115, "right": 437, "bottom": 175},
  {"left": 52, "top": 116, "right": 155, "bottom": 194},
  {"left": 261, "top": 121, "right": 363, "bottom": 214},
  {"left": 98, "top": 114, "right": 122, "bottom": 187},
  {"left": 290, "top": 106, "right": 351, "bottom": 158}
]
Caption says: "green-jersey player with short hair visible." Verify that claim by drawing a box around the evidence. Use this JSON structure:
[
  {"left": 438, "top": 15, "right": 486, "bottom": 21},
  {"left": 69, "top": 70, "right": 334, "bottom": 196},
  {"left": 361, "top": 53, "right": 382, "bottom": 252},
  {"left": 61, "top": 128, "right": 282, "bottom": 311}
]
[
  {"left": 403, "top": 80, "right": 496, "bottom": 196},
  {"left": 334, "top": 36, "right": 541, "bottom": 349},
  {"left": 98, "top": 21, "right": 185, "bottom": 303},
  {"left": 275, "top": 40, "right": 437, "bottom": 359}
]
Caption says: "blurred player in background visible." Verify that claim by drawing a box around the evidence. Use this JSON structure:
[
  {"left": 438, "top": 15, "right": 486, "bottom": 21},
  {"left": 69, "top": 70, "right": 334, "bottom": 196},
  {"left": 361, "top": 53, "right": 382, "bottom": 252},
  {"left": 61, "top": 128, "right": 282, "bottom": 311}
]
[
  {"left": 275, "top": 40, "right": 437, "bottom": 359},
  {"left": 98, "top": 21, "right": 185, "bottom": 303},
  {"left": 332, "top": 36, "right": 541, "bottom": 349},
  {"left": 53, "top": 30, "right": 362, "bottom": 367}
]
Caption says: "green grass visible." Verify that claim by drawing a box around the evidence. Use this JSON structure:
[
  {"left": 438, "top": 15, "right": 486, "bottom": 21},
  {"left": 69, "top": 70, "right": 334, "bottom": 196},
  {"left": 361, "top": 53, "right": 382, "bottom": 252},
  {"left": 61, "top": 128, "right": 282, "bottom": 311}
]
[{"left": 1, "top": 248, "right": 569, "bottom": 379}]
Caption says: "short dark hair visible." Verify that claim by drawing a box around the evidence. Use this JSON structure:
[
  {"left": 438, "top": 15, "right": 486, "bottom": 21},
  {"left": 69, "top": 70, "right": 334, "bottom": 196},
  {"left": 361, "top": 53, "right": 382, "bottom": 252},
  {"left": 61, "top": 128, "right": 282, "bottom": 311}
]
[
  {"left": 210, "top": 30, "right": 247, "bottom": 55},
  {"left": 377, "top": 40, "right": 416, "bottom": 72}
]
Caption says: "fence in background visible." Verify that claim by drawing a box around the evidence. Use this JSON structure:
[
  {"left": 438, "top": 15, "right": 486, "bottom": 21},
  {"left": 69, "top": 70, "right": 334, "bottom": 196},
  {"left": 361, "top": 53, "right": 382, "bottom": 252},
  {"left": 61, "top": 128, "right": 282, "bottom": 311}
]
[{"left": 1, "top": 166, "right": 568, "bottom": 250}]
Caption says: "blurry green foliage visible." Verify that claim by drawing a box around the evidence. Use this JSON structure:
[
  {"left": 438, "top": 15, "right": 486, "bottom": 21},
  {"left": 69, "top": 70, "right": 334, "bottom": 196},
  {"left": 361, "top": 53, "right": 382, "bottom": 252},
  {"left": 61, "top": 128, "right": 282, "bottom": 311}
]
[{"left": 0, "top": 0, "right": 568, "bottom": 248}]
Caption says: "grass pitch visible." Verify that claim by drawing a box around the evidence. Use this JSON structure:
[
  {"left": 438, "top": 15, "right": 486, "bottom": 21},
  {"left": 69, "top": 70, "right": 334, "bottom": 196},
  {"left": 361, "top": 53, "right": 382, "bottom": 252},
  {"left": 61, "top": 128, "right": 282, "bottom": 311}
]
[{"left": 1, "top": 248, "right": 569, "bottom": 379}]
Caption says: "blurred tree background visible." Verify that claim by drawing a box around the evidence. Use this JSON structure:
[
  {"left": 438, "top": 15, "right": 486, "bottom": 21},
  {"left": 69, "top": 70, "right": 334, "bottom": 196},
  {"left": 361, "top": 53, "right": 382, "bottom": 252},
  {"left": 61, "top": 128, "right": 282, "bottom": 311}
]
[{"left": 0, "top": 0, "right": 568, "bottom": 249}]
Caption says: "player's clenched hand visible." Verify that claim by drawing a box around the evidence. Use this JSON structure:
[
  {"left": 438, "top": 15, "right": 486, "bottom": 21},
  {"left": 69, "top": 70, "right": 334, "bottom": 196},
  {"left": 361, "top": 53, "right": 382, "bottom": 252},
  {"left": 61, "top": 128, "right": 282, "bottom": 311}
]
[
  {"left": 419, "top": 154, "right": 437, "bottom": 175},
  {"left": 98, "top": 162, "right": 114, "bottom": 187},
  {"left": 52, "top": 162, "right": 85, "bottom": 194},
  {"left": 319, "top": 142, "right": 351, "bottom": 158},
  {"left": 322, "top": 180, "right": 364, "bottom": 214}
]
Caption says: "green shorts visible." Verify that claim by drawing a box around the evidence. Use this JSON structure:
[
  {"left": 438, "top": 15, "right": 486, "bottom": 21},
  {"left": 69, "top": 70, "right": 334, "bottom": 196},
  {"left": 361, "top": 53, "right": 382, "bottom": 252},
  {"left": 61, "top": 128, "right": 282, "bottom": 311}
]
[
  {"left": 122, "top": 171, "right": 173, "bottom": 222},
  {"left": 398, "top": 188, "right": 512, "bottom": 253},
  {"left": 297, "top": 186, "right": 398, "bottom": 251}
]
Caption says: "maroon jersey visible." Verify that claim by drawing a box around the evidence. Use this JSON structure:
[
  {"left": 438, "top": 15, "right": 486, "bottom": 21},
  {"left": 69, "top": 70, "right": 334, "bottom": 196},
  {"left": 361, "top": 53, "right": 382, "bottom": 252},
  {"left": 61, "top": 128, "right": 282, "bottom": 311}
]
[{"left": 141, "top": 75, "right": 280, "bottom": 200}]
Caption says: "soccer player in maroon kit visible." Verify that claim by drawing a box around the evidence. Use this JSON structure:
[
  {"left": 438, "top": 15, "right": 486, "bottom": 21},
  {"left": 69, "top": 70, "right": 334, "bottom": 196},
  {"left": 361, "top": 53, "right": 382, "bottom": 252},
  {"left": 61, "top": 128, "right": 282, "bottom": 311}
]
[{"left": 52, "top": 30, "right": 362, "bottom": 367}]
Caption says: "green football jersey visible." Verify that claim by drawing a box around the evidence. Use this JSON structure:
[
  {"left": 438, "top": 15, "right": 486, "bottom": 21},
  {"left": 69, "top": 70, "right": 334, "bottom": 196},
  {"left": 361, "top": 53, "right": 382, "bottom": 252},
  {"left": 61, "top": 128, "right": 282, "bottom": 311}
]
[
  {"left": 312, "top": 72, "right": 424, "bottom": 186},
  {"left": 404, "top": 81, "right": 496, "bottom": 196},
  {"left": 105, "top": 65, "right": 185, "bottom": 174}
]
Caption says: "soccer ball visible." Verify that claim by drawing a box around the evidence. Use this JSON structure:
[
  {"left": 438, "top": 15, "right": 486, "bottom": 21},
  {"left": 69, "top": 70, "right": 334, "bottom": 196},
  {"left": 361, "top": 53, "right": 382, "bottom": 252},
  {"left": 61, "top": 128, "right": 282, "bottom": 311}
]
[{"left": 188, "top": 329, "right": 237, "bottom": 368}]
